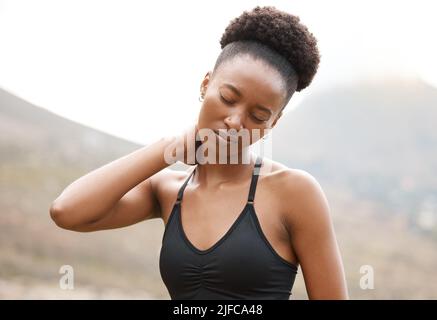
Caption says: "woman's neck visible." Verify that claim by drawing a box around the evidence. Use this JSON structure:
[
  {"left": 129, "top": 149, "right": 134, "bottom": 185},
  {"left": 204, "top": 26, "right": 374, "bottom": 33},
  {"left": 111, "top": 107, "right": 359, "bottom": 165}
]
[{"left": 192, "top": 150, "right": 256, "bottom": 188}]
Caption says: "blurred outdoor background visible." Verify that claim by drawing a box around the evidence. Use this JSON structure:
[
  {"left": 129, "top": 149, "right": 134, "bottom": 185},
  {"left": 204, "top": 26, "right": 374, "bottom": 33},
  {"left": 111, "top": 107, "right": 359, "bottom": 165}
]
[{"left": 1, "top": 0, "right": 436, "bottom": 299}]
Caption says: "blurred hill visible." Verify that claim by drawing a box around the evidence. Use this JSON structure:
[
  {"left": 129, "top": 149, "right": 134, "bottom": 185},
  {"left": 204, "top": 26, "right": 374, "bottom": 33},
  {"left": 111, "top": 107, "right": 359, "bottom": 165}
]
[
  {"left": 0, "top": 88, "right": 167, "bottom": 299},
  {"left": 1, "top": 79, "right": 437, "bottom": 299},
  {"left": 274, "top": 77, "right": 437, "bottom": 233}
]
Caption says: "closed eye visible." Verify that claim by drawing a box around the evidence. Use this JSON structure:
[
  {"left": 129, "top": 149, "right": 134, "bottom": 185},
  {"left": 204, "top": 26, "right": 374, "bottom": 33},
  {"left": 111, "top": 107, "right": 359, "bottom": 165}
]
[
  {"left": 219, "top": 94, "right": 234, "bottom": 105},
  {"left": 251, "top": 114, "right": 267, "bottom": 123},
  {"left": 220, "top": 94, "right": 267, "bottom": 123}
]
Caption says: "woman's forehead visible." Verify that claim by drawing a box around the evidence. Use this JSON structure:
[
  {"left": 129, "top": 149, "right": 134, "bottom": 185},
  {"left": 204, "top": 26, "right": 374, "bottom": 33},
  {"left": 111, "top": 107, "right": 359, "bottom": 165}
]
[{"left": 213, "top": 55, "right": 286, "bottom": 108}]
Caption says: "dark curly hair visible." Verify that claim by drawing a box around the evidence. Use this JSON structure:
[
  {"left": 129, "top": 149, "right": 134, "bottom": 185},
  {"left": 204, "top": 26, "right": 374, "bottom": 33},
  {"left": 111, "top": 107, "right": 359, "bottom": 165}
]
[{"left": 213, "top": 6, "right": 320, "bottom": 108}]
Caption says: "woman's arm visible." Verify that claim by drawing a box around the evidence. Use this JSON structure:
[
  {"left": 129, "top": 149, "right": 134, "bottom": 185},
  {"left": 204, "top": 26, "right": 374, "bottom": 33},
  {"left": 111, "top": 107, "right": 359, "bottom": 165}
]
[
  {"left": 49, "top": 137, "right": 172, "bottom": 231},
  {"left": 49, "top": 125, "right": 198, "bottom": 232},
  {"left": 281, "top": 170, "right": 349, "bottom": 299}
]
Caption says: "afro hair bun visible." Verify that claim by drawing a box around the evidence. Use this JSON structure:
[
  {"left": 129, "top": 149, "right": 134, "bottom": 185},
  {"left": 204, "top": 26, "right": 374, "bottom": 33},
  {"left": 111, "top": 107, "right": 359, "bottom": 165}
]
[{"left": 220, "top": 6, "right": 320, "bottom": 91}]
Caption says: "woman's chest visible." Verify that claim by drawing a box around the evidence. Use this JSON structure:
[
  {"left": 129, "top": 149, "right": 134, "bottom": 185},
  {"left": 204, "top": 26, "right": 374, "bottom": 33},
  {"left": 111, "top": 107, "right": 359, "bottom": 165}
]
[{"left": 156, "top": 172, "right": 298, "bottom": 266}]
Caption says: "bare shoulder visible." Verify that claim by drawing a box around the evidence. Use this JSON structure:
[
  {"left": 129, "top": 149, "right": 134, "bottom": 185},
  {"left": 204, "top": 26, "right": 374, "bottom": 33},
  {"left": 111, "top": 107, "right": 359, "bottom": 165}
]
[
  {"left": 260, "top": 157, "right": 330, "bottom": 225},
  {"left": 150, "top": 165, "right": 193, "bottom": 188},
  {"left": 150, "top": 165, "right": 194, "bottom": 219},
  {"left": 262, "top": 159, "right": 347, "bottom": 299},
  {"left": 259, "top": 157, "right": 319, "bottom": 191}
]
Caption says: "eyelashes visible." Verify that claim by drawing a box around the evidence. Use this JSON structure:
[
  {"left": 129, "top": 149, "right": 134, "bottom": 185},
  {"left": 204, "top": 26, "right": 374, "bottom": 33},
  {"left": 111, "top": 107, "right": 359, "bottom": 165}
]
[
  {"left": 251, "top": 115, "right": 267, "bottom": 124},
  {"left": 219, "top": 94, "right": 267, "bottom": 123},
  {"left": 219, "top": 94, "right": 233, "bottom": 105}
]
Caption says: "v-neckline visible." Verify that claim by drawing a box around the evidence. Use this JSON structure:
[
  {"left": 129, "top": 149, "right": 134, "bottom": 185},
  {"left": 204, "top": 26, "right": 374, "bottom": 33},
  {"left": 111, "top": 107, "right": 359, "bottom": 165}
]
[
  {"left": 176, "top": 157, "right": 260, "bottom": 255},
  {"left": 178, "top": 201, "right": 252, "bottom": 255}
]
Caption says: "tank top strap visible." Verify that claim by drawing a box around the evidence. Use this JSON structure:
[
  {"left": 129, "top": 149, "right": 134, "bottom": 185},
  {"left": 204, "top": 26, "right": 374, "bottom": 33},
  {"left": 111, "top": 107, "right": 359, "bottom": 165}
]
[
  {"left": 176, "top": 166, "right": 197, "bottom": 204},
  {"left": 247, "top": 155, "right": 263, "bottom": 204}
]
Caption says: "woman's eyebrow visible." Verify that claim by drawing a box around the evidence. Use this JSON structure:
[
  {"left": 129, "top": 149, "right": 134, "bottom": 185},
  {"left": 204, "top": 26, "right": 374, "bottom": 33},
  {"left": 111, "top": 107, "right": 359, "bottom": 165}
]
[
  {"left": 222, "top": 83, "right": 273, "bottom": 114},
  {"left": 222, "top": 83, "right": 242, "bottom": 97}
]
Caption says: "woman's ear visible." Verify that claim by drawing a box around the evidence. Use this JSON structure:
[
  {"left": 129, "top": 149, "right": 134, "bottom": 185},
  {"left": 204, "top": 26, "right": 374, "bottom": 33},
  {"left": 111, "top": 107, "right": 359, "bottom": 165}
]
[{"left": 200, "top": 71, "right": 212, "bottom": 94}]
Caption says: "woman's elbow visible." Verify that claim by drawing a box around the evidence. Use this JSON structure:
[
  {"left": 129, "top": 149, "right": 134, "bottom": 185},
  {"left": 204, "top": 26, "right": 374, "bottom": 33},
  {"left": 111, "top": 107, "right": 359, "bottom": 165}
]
[{"left": 49, "top": 201, "right": 78, "bottom": 231}]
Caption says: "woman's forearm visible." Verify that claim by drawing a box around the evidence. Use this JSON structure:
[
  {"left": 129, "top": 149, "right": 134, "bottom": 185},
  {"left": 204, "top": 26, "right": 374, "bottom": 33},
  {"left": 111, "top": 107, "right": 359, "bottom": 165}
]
[{"left": 49, "top": 136, "right": 177, "bottom": 228}]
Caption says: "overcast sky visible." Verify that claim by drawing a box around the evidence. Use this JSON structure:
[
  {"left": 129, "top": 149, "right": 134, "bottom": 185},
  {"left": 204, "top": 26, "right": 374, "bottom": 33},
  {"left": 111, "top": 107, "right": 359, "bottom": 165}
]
[{"left": 1, "top": 0, "right": 436, "bottom": 145}]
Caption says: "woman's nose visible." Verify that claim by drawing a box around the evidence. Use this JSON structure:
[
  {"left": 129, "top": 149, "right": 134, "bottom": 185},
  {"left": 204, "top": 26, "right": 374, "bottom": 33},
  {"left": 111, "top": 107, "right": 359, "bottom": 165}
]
[{"left": 224, "top": 112, "right": 243, "bottom": 130}]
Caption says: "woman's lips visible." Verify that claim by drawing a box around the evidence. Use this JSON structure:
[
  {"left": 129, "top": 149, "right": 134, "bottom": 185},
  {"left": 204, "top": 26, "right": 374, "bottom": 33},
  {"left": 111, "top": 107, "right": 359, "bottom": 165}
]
[{"left": 213, "top": 129, "right": 239, "bottom": 144}]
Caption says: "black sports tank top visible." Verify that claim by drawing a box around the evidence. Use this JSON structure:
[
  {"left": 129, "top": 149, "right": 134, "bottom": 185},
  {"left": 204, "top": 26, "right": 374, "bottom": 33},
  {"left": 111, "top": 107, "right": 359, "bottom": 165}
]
[{"left": 159, "top": 155, "right": 298, "bottom": 300}]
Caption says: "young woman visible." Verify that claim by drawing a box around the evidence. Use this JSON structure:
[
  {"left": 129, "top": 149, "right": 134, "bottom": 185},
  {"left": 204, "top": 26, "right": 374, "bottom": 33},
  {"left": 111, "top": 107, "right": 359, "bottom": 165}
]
[{"left": 50, "top": 6, "right": 348, "bottom": 300}]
